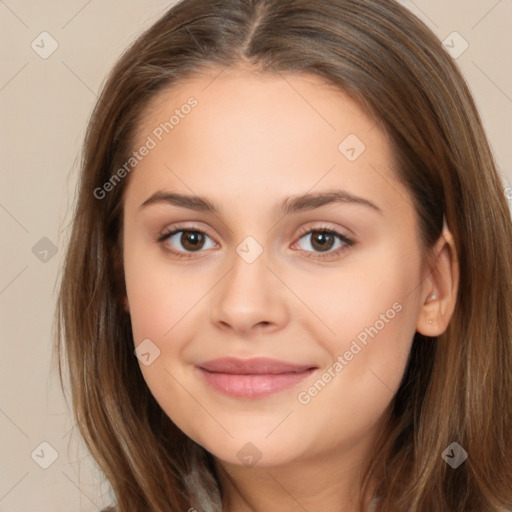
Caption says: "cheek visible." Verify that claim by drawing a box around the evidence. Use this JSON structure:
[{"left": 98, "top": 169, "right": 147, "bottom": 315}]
[
  {"left": 292, "top": 243, "right": 421, "bottom": 445},
  {"left": 123, "top": 242, "right": 203, "bottom": 345},
  {"left": 123, "top": 251, "right": 207, "bottom": 430},
  {"left": 290, "top": 237, "right": 420, "bottom": 351},
  {"left": 298, "top": 309, "right": 415, "bottom": 455}
]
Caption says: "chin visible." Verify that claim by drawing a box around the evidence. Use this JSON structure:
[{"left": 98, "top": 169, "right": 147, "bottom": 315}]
[{"left": 188, "top": 428, "right": 310, "bottom": 469}]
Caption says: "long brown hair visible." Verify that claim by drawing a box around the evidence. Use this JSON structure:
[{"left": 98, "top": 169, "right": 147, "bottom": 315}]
[{"left": 54, "top": 0, "right": 512, "bottom": 510}]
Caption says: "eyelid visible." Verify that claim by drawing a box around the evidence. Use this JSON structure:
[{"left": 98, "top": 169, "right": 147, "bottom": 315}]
[
  {"left": 294, "top": 222, "right": 351, "bottom": 239},
  {"left": 293, "top": 223, "right": 354, "bottom": 246},
  {"left": 157, "top": 222, "right": 217, "bottom": 242}
]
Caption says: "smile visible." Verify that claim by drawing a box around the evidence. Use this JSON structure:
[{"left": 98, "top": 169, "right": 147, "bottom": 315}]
[{"left": 195, "top": 357, "right": 318, "bottom": 399}]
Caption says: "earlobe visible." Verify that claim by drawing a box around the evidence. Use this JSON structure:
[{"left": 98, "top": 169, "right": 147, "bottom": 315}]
[{"left": 416, "top": 221, "right": 459, "bottom": 337}]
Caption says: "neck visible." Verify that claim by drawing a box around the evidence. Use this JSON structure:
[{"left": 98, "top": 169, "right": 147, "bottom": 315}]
[{"left": 213, "top": 434, "right": 378, "bottom": 512}]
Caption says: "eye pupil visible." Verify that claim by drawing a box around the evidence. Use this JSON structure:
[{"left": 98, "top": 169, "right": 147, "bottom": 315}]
[
  {"left": 311, "top": 231, "right": 334, "bottom": 252},
  {"left": 181, "top": 231, "right": 204, "bottom": 251}
]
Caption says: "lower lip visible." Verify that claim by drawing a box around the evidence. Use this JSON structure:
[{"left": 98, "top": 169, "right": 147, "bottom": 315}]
[{"left": 196, "top": 367, "right": 316, "bottom": 399}]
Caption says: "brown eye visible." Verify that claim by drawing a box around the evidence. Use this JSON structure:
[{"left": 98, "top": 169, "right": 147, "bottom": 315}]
[
  {"left": 158, "top": 228, "right": 216, "bottom": 255},
  {"left": 309, "top": 231, "right": 336, "bottom": 252},
  {"left": 180, "top": 231, "right": 205, "bottom": 251},
  {"left": 294, "top": 228, "right": 354, "bottom": 260}
]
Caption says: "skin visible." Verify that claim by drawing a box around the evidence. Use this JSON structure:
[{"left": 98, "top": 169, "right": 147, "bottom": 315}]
[{"left": 121, "top": 67, "right": 458, "bottom": 511}]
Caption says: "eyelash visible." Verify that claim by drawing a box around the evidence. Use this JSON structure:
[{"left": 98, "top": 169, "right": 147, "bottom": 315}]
[{"left": 156, "top": 223, "right": 355, "bottom": 261}]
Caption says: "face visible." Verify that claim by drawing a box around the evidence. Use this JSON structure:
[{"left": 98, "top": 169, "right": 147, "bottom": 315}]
[{"left": 121, "top": 68, "right": 428, "bottom": 470}]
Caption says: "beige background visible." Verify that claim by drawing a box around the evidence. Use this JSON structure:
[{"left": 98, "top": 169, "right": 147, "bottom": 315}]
[{"left": 0, "top": 1, "right": 510, "bottom": 510}]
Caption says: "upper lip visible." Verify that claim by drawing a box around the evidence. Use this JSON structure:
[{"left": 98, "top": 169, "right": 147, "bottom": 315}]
[{"left": 197, "top": 357, "right": 316, "bottom": 375}]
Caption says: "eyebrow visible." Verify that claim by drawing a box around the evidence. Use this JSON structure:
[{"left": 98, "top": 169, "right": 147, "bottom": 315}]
[{"left": 139, "top": 189, "right": 383, "bottom": 216}]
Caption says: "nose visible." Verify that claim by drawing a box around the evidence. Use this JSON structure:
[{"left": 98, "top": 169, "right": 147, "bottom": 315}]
[{"left": 210, "top": 248, "right": 289, "bottom": 337}]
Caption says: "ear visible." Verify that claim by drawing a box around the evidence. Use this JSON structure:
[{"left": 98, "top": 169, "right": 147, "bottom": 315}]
[
  {"left": 123, "top": 295, "right": 130, "bottom": 313},
  {"left": 416, "top": 218, "right": 459, "bottom": 336}
]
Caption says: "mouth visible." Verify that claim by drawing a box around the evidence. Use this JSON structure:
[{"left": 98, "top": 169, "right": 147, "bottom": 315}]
[{"left": 195, "top": 357, "right": 318, "bottom": 399}]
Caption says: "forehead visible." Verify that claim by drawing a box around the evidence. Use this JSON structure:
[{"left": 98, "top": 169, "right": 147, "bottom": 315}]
[
  {"left": 133, "top": 66, "right": 388, "bottom": 157},
  {"left": 125, "top": 68, "right": 406, "bottom": 218}
]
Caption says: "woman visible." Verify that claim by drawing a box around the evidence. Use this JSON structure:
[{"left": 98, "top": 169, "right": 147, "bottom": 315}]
[{"left": 55, "top": 0, "right": 512, "bottom": 510}]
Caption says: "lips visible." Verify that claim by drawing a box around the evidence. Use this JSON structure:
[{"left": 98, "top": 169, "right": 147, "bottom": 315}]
[
  {"left": 196, "top": 357, "right": 317, "bottom": 399},
  {"left": 199, "top": 357, "right": 315, "bottom": 375}
]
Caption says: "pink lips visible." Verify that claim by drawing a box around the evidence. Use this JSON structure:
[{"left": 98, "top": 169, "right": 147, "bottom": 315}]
[{"left": 196, "top": 357, "right": 317, "bottom": 399}]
